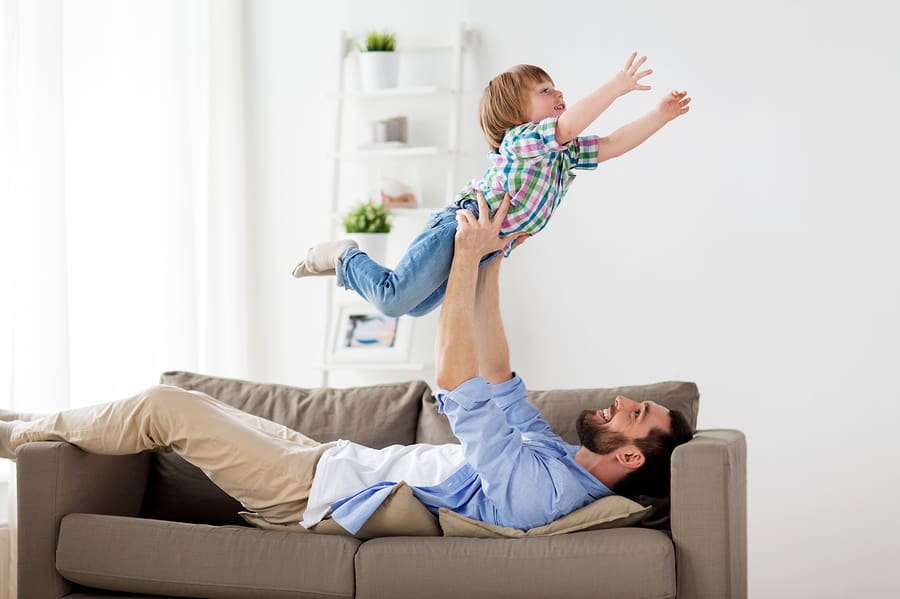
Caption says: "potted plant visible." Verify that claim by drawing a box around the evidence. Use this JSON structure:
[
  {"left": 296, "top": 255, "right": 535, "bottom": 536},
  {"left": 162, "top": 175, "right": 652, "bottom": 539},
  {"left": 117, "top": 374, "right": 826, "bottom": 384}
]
[
  {"left": 343, "top": 200, "right": 392, "bottom": 263},
  {"left": 357, "top": 30, "right": 398, "bottom": 90}
]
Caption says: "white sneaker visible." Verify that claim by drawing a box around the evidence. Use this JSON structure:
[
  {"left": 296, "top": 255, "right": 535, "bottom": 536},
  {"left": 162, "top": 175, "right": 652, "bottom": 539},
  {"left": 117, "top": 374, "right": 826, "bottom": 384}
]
[{"left": 292, "top": 239, "right": 358, "bottom": 278}]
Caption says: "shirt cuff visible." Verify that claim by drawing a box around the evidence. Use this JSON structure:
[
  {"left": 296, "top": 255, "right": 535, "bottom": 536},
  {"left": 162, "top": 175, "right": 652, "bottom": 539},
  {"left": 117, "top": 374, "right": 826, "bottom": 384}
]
[
  {"left": 572, "top": 135, "right": 601, "bottom": 169},
  {"left": 436, "top": 376, "right": 493, "bottom": 412},
  {"left": 490, "top": 373, "right": 526, "bottom": 408}
]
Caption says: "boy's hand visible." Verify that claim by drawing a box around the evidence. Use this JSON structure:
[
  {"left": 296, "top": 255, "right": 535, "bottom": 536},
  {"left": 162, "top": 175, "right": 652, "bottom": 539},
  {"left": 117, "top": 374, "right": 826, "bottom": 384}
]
[
  {"left": 612, "top": 52, "right": 653, "bottom": 95},
  {"left": 657, "top": 90, "right": 691, "bottom": 122}
]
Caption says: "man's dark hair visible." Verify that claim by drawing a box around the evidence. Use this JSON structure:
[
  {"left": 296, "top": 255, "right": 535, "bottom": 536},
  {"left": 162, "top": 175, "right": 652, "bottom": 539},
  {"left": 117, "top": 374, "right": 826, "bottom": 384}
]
[{"left": 615, "top": 409, "right": 693, "bottom": 499}]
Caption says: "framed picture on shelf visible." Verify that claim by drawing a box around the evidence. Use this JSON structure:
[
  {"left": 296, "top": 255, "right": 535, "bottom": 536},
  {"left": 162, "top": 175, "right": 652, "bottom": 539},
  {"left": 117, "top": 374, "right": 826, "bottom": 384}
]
[{"left": 329, "top": 303, "right": 413, "bottom": 362}]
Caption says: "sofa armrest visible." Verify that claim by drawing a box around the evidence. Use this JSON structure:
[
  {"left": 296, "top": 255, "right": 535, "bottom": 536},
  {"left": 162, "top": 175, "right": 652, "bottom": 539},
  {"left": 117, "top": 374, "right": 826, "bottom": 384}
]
[
  {"left": 670, "top": 429, "right": 747, "bottom": 599},
  {"left": 16, "top": 441, "right": 152, "bottom": 599}
]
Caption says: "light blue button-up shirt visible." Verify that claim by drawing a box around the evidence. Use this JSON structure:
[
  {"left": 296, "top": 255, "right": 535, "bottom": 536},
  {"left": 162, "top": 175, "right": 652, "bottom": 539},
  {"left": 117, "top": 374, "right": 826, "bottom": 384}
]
[{"left": 329, "top": 375, "right": 612, "bottom": 534}]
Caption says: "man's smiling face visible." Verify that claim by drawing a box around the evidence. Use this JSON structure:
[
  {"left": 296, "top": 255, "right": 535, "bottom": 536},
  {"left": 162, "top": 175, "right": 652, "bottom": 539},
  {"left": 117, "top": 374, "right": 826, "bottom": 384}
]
[{"left": 576, "top": 396, "right": 671, "bottom": 454}]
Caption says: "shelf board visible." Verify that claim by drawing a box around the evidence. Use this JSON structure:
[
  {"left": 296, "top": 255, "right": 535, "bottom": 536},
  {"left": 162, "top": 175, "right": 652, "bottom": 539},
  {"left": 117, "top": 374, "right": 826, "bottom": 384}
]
[
  {"left": 336, "top": 86, "right": 451, "bottom": 100},
  {"left": 341, "top": 27, "right": 474, "bottom": 57},
  {"left": 336, "top": 146, "right": 441, "bottom": 160}
]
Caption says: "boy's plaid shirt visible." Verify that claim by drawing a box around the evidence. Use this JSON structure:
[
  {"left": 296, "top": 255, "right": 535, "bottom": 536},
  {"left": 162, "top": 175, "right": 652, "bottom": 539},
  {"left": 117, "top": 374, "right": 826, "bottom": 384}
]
[{"left": 457, "top": 117, "right": 600, "bottom": 243}]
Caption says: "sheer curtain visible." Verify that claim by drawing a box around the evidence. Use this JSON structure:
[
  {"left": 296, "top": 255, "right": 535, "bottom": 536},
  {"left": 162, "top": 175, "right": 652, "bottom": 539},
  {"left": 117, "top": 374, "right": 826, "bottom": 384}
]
[{"left": 0, "top": 0, "right": 249, "bottom": 595}]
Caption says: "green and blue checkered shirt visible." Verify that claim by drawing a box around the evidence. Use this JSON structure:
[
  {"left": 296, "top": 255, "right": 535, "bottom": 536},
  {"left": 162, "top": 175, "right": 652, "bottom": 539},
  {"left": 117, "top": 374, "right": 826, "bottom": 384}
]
[{"left": 457, "top": 117, "right": 600, "bottom": 242}]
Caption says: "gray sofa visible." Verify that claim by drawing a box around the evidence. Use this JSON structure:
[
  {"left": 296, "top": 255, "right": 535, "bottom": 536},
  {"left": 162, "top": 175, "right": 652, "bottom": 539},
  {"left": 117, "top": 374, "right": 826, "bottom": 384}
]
[{"left": 17, "top": 371, "right": 746, "bottom": 599}]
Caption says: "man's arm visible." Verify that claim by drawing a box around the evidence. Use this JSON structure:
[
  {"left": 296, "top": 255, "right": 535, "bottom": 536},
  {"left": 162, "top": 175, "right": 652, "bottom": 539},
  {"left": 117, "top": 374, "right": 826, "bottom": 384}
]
[
  {"left": 471, "top": 235, "right": 557, "bottom": 437},
  {"left": 473, "top": 256, "right": 512, "bottom": 384},
  {"left": 432, "top": 197, "right": 584, "bottom": 528},
  {"left": 597, "top": 89, "right": 691, "bottom": 161},
  {"left": 434, "top": 193, "right": 515, "bottom": 391},
  {"left": 556, "top": 52, "right": 653, "bottom": 145}
]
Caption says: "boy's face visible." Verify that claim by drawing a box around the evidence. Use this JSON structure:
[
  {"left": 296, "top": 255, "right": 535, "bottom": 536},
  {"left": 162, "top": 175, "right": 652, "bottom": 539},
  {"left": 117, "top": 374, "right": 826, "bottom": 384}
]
[{"left": 525, "top": 79, "right": 565, "bottom": 123}]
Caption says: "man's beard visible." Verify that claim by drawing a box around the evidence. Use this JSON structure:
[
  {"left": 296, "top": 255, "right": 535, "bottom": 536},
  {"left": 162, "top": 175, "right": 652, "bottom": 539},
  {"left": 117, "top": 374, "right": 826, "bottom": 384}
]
[{"left": 576, "top": 410, "right": 629, "bottom": 454}]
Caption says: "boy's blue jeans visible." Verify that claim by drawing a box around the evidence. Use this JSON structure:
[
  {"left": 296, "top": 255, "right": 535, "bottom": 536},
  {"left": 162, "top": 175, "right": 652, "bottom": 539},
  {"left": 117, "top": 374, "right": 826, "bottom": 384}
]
[{"left": 336, "top": 200, "right": 499, "bottom": 317}]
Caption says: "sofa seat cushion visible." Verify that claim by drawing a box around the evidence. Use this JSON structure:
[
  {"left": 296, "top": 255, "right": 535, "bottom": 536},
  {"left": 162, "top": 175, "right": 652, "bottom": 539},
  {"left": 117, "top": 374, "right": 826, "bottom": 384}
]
[
  {"left": 56, "top": 514, "right": 360, "bottom": 599},
  {"left": 354, "top": 528, "right": 676, "bottom": 599}
]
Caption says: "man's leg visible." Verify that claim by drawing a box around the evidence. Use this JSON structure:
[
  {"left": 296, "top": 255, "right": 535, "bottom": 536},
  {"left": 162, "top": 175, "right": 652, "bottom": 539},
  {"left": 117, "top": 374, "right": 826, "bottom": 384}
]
[{"left": 3, "top": 386, "right": 334, "bottom": 524}]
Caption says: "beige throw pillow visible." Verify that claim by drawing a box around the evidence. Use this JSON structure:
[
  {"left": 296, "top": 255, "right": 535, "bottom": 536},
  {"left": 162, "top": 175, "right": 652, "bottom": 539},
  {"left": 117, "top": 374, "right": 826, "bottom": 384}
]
[
  {"left": 439, "top": 495, "right": 650, "bottom": 538},
  {"left": 242, "top": 484, "right": 647, "bottom": 540},
  {"left": 240, "top": 481, "right": 442, "bottom": 539}
]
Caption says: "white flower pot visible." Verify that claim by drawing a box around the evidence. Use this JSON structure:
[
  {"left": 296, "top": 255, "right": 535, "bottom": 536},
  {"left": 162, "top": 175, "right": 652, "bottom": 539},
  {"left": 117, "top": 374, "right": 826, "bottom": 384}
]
[
  {"left": 358, "top": 51, "right": 399, "bottom": 90},
  {"left": 347, "top": 232, "right": 389, "bottom": 264}
]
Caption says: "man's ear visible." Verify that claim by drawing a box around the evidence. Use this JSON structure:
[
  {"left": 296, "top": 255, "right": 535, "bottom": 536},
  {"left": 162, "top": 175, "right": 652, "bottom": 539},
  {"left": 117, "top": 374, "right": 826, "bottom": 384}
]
[{"left": 615, "top": 445, "right": 645, "bottom": 471}]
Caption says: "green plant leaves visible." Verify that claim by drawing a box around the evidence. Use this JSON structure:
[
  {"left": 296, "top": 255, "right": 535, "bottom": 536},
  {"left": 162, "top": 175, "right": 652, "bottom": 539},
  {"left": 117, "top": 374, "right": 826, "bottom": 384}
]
[
  {"left": 364, "top": 30, "right": 396, "bottom": 52},
  {"left": 343, "top": 200, "right": 392, "bottom": 233}
]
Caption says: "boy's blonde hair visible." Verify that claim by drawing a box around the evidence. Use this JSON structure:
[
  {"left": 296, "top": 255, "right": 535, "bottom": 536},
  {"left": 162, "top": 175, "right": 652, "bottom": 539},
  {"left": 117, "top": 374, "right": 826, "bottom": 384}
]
[{"left": 478, "top": 64, "right": 553, "bottom": 151}]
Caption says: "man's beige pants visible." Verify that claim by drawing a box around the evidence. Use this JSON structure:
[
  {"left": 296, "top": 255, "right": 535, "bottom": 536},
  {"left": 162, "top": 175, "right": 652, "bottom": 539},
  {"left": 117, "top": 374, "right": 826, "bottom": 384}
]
[{"left": 10, "top": 385, "right": 336, "bottom": 524}]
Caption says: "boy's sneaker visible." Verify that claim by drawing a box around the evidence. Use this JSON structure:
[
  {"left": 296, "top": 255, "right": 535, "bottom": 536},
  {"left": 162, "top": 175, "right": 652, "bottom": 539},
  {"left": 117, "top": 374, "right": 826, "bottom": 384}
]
[{"left": 292, "top": 239, "right": 358, "bottom": 278}]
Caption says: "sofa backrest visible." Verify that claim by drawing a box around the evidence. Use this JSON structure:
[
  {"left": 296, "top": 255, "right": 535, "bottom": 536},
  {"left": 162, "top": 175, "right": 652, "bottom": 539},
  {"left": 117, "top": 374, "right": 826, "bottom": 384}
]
[
  {"left": 159, "top": 370, "right": 430, "bottom": 446},
  {"left": 142, "top": 371, "right": 430, "bottom": 525}
]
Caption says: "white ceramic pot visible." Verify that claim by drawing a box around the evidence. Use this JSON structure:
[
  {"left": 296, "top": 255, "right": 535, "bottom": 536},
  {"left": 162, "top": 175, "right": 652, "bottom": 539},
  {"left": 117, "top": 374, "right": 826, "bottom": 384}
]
[
  {"left": 358, "top": 51, "right": 399, "bottom": 90},
  {"left": 347, "top": 232, "right": 389, "bottom": 264}
]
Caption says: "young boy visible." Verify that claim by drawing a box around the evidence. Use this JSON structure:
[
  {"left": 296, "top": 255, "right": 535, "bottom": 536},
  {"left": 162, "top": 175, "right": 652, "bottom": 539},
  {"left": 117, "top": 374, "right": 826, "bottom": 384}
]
[{"left": 293, "top": 52, "right": 691, "bottom": 317}]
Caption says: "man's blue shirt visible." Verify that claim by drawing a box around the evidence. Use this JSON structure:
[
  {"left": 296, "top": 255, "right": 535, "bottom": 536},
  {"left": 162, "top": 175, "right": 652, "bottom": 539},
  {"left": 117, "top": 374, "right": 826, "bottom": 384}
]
[{"left": 329, "top": 375, "right": 612, "bottom": 534}]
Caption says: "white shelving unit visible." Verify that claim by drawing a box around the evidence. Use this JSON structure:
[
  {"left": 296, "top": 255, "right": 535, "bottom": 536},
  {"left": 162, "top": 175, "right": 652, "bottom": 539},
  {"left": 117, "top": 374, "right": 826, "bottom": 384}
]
[{"left": 318, "top": 24, "right": 475, "bottom": 387}]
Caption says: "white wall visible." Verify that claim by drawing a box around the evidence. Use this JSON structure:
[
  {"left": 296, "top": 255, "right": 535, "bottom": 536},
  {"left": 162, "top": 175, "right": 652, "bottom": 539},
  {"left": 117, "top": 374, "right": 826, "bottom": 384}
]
[{"left": 244, "top": 1, "right": 900, "bottom": 597}]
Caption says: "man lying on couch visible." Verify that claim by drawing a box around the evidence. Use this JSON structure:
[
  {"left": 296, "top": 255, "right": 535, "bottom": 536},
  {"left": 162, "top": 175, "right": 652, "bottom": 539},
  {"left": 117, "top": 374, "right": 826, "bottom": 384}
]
[{"left": 0, "top": 191, "right": 691, "bottom": 534}]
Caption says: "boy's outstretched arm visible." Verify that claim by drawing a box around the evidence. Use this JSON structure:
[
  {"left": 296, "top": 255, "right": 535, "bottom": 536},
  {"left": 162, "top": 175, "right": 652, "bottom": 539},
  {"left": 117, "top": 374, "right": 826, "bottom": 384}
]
[
  {"left": 434, "top": 194, "right": 516, "bottom": 391},
  {"left": 556, "top": 52, "right": 652, "bottom": 145},
  {"left": 601, "top": 89, "right": 691, "bottom": 160}
]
